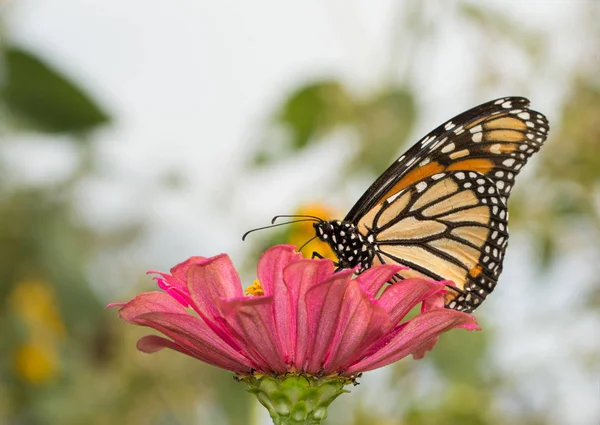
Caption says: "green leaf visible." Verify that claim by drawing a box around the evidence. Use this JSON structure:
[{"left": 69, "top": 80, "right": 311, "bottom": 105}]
[
  {"left": 355, "top": 87, "right": 416, "bottom": 174},
  {"left": 277, "top": 80, "right": 355, "bottom": 150},
  {"left": 1, "top": 46, "right": 110, "bottom": 134}
]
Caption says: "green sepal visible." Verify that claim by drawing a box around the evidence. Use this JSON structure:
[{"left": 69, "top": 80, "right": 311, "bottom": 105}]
[{"left": 236, "top": 373, "right": 355, "bottom": 425}]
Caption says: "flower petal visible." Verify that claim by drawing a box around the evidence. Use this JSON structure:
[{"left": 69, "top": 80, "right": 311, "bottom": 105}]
[
  {"left": 345, "top": 309, "right": 479, "bottom": 374},
  {"left": 378, "top": 278, "right": 446, "bottom": 324},
  {"left": 323, "top": 280, "right": 392, "bottom": 374},
  {"left": 118, "top": 291, "right": 187, "bottom": 322},
  {"left": 117, "top": 291, "right": 254, "bottom": 373},
  {"left": 257, "top": 245, "right": 303, "bottom": 296},
  {"left": 303, "top": 270, "right": 352, "bottom": 374},
  {"left": 285, "top": 259, "right": 337, "bottom": 370},
  {"left": 135, "top": 311, "right": 255, "bottom": 374},
  {"left": 217, "top": 296, "right": 288, "bottom": 373},
  {"left": 137, "top": 334, "right": 196, "bottom": 356},
  {"left": 356, "top": 264, "right": 407, "bottom": 298},
  {"left": 186, "top": 254, "right": 243, "bottom": 321}
]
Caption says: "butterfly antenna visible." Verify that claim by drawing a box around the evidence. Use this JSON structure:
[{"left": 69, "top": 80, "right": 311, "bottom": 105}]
[
  {"left": 242, "top": 219, "right": 320, "bottom": 241},
  {"left": 271, "top": 214, "right": 324, "bottom": 224},
  {"left": 297, "top": 235, "right": 318, "bottom": 253}
]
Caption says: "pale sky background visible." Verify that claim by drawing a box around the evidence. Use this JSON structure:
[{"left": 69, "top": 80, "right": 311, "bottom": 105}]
[{"left": 2, "top": 1, "right": 598, "bottom": 424}]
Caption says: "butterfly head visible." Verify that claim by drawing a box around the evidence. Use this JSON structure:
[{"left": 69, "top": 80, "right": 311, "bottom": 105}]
[{"left": 313, "top": 220, "right": 373, "bottom": 270}]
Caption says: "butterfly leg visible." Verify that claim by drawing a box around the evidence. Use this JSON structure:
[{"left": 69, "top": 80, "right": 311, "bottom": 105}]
[{"left": 311, "top": 251, "right": 324, "bottom": 259}]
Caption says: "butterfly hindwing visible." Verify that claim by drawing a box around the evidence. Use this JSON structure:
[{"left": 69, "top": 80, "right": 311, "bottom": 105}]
[{"left": 357, "top": 170, "right": 508, "bottom": 311}]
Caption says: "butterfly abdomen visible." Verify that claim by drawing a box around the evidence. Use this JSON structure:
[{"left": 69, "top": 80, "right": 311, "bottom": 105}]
[{"left": 314, "top": 220, "right": 374, "bottom": 271}]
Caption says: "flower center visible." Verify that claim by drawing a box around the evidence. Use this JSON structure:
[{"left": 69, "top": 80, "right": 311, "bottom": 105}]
[{"left": 245, "top": 280, "right": 264, "bottom": 296}]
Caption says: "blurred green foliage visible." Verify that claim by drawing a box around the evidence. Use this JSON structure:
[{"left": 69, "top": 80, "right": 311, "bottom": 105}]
[{"left": 2, "top": 47, "right": 109, "bottom": 135}]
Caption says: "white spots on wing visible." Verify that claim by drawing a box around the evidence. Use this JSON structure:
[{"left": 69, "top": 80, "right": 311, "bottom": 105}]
[
  {"left": 495, "top": 171, "right": 504, "bottom": 178},
  {"left": 464, "top": 182, "right": 472, "bottom": 188},
  {"left": 477, "top": 186, "right": 485, "bottom": 194},
  {"left": 526, "top": 121, "right": 535, "bottom": 128},
  {"left": 421, "top": 135, "right": 436, "bottom": 147},
  {"left": 527, "top": 133, "right": 534, "bottom": 140},
  {"left": 406, "top": 157, "right": 418, "bottom": 167},
  {"left": 397, "top": 155, "right": 406, "bottom": 163},
  {"left": 492, "top": 205, "right": 498, "bottom": 215},
  {"left": 518, "top": 112, "right": 530, "bottom": 120},
  {"left": 453, "top": 125, "right": 465, "bottom": 135},
  {"left": 419, "top": 157, "right": 431, "bottom": 166},
  {"left": 503, "top": 158, "right": 516, "bottom": 167},
  {"left": 449, "top": 149, "right": 470, "bottom": 159},
  {"left": 470, "top": 125, "right": 483, "bottom": 134},
  {"left": 441, "top": 142, "right": 456, "bottom": 153},
  {"left": 502, "top": 101, "right": 512, "bottom": 109},
  {"left": 472, "top": 132, "right": 483, "bottom": 143},
  {"left": 416, "top": 181, "right": 428, "bottom": 192},
  {"left": 455, "top": 172, "right": 465, "bottom": 180},
  {"left": 476, "top": 178, "right": 486, "bottom": 185},
  {"left": 494, "top": 98, "right": 505, "bottom": 105},
  {"left": 500, "top": 210, "right": 506, "bottom": 219},
  {"left": 490, "top": 143, "right": 502, "bottom": 154},
  {"left": 519, "top": 144, "right": 528, "bottom": 151},
  {"left": 432, "top": 173, "right": 445, "bottom": 180},
  {"left": 496, "top": 180, "right": 505, "bottom": 190},
  {"left": 487, "top": 186, "right": 495, "bottom": 194},
  {"left": 432, "top": 136, "right": 449, "bottom": 150},
  {"left": 469, "top": 172, "right": 478, "bottom": 178},
  {"left": 444, "top": 121, "right": 455, "bottom": 131}
]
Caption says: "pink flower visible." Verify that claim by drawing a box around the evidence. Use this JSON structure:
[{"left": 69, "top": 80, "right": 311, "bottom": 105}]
[{"left": 109, "top": 245, "right": 479, "bottom": 376}]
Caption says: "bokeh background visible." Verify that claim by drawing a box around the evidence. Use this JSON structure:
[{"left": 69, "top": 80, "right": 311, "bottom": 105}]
[{"left": 1, "top": 1, "right": 599, "bottom": 424}]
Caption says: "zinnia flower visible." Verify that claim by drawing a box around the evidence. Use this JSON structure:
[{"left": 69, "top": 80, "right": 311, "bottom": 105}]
[{"left": 109, "top": 245, "right": 479, "bottom": 425}]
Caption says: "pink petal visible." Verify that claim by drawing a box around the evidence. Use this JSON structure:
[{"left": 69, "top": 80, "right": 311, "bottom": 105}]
[
  {"left": 137, "top": 334, "right": 196, "bottom": 356},
  {"left": 169, "top": 256, "right": 207, "bottom": 282},
  {"left": 303, "top": 270, "right": 353, "bottom": 374},
  {"left": 118, "top": 291, "right": 254, "bottom": 373},
  {"left": 322, "top": 280, "right": 392, "bottom": 374},
  {"left": 118, "top": 291, "right": 187, "bottom": 322},
  {"left": 186, "top": 254, "right": 243, "bottom": 321},
  {"left": 346, "top": 309, "right": 479, "bottom": 374},
  {"left": 217, "top": 296, "right": 287, "bottom": 373},
  {"left": 257, "top": 245, "right": 303, "bottom": 296},
  {"left": 378, "top": 278, "right": 446, "bottom": 324},
  {"left": 286, "top": 259, "right": 337, "bottom": 370},
  {"left": 135, "top": 311, "right": 255, "bottom": 374},
  {"left": 421, "top": 280, "right": 453, "bottom": 312},
  {"left": 356, "top": 264, "right": 406, "bottom": 298}
]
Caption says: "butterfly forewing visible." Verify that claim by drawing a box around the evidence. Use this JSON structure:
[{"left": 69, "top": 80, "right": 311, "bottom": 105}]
[{"left": 345, "top": 97, "right": 549, "bottom": 222}]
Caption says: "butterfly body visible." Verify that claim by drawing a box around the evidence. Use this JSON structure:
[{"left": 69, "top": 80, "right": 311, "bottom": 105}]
[
  {"left": 313, "top": 97, "right": 549, "bottom": 312},
  {"left": 313, "top": 220, "right": 374, "bottom": 271}
]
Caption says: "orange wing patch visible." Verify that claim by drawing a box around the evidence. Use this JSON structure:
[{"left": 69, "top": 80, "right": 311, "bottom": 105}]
[
  {"left": 469, "top": 265, "right": 483, "bottom": 278},
  {"left": 382, "top": 161, "right": 445, "bottom": 200}
]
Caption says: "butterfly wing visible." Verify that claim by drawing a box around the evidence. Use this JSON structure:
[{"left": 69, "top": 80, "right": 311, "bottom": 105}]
[
  {"left": 357, "top": 170, "right": 508, "bottom": 311},
  {"left": 345, "top": 97, "right": 549, "bottom": 222},
  {"left": 346, "top": 96, "right": 549, "bottom": 312}
]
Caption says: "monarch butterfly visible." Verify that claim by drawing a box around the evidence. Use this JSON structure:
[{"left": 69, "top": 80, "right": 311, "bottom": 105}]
[{"left": 245, "top": 97, "right": 549, "bottom": 312}]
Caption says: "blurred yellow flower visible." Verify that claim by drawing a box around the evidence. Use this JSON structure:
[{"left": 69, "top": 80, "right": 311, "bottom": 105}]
[
  {"left": 287, "top": 203, "right": 337, "bottom": 260},
  {"left": 13, "top": 342, "right": 59, "bottom": 385},
  {"left": 9, "top": 279, "right": 66, "bottom": 338},
  {"left": 9, "top": 279, "right": 65, "bottom": 384}
]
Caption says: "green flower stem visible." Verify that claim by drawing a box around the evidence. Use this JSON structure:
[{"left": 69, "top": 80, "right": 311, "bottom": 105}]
[{"left": 237, "top": 373, "right": 355, "bottom": 425}]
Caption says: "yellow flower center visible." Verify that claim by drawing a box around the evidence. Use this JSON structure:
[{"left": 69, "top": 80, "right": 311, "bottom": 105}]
[{"left": 245, "top": 280, "right": 264, "bottom": 296}]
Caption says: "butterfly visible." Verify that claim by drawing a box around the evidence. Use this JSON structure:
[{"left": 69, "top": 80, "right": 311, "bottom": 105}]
[{"left": 307, "top": 97, "right": 549, "bottom": 312}]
